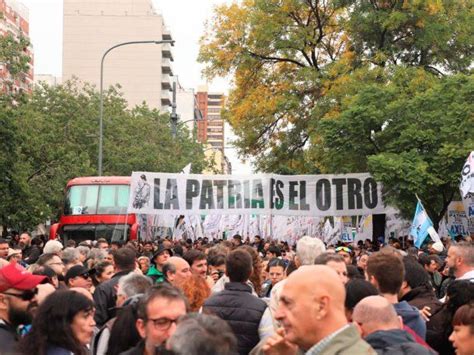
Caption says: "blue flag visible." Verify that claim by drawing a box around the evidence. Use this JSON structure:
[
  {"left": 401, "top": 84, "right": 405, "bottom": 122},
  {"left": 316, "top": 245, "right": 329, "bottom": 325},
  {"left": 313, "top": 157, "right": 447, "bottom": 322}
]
[{"left": 410, "top": 200, "right": 434, "bottom": 248}]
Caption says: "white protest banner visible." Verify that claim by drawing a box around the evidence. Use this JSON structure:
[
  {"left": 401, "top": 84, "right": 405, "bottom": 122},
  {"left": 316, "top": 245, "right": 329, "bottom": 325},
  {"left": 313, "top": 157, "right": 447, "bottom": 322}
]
[
  {"left": 460, "top": 151, "right": 474, "bottom": 199},
  {"left": 128, "top": 172, "right": 384, "bottom": 217}
]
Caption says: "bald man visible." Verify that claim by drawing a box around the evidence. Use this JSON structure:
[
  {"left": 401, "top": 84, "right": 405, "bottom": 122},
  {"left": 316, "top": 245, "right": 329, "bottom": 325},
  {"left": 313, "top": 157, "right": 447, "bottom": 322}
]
[
  {"left": 163, "top": 256, "right": 192, "bottom": 286},
  {"left": 262, "top": 265, "right": 374, "bottom": 355},
  {"left": 353, "top": 296, "right": 436, "bottom": 354}
]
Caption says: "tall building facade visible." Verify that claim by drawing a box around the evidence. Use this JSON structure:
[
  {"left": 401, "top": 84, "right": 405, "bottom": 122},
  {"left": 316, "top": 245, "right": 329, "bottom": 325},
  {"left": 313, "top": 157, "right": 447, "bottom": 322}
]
[
  {"left": 0, "top": 0, "right": 33, "bottom": 94},
  {"left": 196, "top": 85, "right": 231, "bottom": 174},
  {"left": 63, "top": 0, "right": 173, "bottom": 110}
]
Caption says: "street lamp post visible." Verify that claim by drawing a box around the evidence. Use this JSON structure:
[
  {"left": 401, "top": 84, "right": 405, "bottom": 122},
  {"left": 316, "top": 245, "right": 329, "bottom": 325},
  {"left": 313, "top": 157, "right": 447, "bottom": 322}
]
[{"left": 98, "top": 39, "right": 175, "bottom": 176}]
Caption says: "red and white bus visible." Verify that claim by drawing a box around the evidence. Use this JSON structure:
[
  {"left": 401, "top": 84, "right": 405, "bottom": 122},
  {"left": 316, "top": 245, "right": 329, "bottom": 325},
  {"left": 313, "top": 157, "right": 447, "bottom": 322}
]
[{"left": 49, "top": 176, "right": 139, "bottom": 243}]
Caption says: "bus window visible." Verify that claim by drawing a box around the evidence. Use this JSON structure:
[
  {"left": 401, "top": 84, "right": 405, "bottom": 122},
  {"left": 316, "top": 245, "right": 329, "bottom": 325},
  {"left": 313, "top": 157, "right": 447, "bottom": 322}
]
[
  {"left": 64, "top": 185, "right": 99, "bottom": 215},
  {"left": 97, "top": 185, "right": 130, "bottom": 214}
]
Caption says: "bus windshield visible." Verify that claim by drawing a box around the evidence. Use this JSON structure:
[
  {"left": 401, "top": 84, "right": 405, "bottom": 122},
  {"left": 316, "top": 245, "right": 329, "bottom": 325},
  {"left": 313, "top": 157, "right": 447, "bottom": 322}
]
[{"left": 64, "top": 184, "right": 130, "bottom": 215}]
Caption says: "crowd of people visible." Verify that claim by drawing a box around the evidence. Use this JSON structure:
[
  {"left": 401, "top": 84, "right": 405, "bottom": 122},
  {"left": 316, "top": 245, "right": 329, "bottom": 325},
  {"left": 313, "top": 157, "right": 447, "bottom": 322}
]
[{"left": 0, "top": 231, "right": 473, "bottom": 355}]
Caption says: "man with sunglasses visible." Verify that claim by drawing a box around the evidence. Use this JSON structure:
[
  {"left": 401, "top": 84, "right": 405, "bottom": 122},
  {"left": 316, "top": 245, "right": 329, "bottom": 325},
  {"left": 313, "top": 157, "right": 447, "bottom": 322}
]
[
  {"left": 123, "top": 284, "right": 187, "bottom": 355},
  {"left": 0, "top": 263, "right": 46, "bottom": 353},
  {"left": 65, "top": 265, "right": 95, "bottom": 292}
]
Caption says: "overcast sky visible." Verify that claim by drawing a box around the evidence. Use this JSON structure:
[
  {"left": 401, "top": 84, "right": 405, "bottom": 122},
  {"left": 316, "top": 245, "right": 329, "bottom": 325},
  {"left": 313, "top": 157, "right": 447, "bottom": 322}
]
[{"left": 20, "top": 0, "right": 252, "bottom": 174}]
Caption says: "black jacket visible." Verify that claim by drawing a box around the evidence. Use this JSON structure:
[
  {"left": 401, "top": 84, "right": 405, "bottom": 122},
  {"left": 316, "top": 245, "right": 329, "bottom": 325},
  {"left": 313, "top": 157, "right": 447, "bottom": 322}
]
[
  {"left": 119, "top": 340, "right": 145, "bottom": 355},
  {"left": 203, "top": 282, "right": 267, "bottom": 355},
  {"left": 0, "top": 320, "right": 18, "bottom": 354},
  {"left": 93, "top": 270, "right": 132, "bottom": 327},
  {"left": 22, "top": 245, "right": 40, "bottom": 264},
  {"left": 365, "top": 329, "right": 437, "bottom": 355}
]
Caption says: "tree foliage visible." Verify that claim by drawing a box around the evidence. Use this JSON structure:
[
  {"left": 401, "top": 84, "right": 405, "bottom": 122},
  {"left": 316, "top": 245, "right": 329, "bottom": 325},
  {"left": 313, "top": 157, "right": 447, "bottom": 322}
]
[
  {"left": 200, "top": 0, "right": 474, "bottom": 224},
  {"left": 1, "top": 80, "right": 207, "bottom": 232}
]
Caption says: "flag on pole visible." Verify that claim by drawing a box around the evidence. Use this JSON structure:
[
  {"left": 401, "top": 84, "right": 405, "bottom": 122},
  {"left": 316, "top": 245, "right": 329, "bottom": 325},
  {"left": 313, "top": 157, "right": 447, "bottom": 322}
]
[{"left": 410, "top": 199, "right": 440, "bottom": 248}]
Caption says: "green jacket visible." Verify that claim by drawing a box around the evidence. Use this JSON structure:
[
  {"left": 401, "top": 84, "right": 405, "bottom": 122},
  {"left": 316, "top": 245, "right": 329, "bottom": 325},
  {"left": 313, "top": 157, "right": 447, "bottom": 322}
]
[
  {"left": 308, "top": 324, "right": 376, "bottom": 355},
  {"left": 147, "top": 265, "right": 165, "bottom": 284}
]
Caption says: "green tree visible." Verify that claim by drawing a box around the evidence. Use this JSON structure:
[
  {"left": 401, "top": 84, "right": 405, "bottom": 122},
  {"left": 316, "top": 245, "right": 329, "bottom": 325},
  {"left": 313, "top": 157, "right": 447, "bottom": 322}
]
[
  {"left": 1, "top": 80, "right": 207, "bottom": 232},
  {"left": 199, "top": 0, "right": 473, "bottom": 225}
]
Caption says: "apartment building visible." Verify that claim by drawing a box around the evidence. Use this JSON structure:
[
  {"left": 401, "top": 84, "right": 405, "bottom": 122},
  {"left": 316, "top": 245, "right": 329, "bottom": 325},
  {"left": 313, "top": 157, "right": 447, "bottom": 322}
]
[
  {"left": 62, "top": 0, "right": 173, "bottom": 110},
  {"left": 0, "top": 0, "right": 33, "bottom": 94}
]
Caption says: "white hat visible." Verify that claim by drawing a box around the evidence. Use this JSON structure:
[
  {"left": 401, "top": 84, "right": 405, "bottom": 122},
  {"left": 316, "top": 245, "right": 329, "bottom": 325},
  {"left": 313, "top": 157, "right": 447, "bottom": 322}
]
[{"left": 431, "top": 241, "right": 444, "bottom": 253}]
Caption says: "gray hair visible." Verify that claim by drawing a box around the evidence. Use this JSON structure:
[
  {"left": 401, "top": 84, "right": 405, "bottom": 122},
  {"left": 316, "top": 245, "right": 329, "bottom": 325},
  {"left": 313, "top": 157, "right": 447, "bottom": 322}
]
[
  {"left": 62, "top": 247, "right": 81, "bottom": 264},
  {"left": 162, "top": 261, "right": 176, "bottom": 279},
  {"left": 296, "top": 236, "right": 326, "bottom": 266},
  {"left": 43, "top": 240, "right": 63, "bottom": 255},
  {"left": 88, "top": 248, "right": 107, "bottom": 262},
  {"left": 168, "top": 313, "right": 237, "bottom": 355},
  {"left": 117, "top": 272, "right": 152, "bottom": 299},
  {"left": 451, "top": 242, "right": 474, "bottom": 266},
  {"left": 76, "top": 246, "right": 90, "bottom": 259}
]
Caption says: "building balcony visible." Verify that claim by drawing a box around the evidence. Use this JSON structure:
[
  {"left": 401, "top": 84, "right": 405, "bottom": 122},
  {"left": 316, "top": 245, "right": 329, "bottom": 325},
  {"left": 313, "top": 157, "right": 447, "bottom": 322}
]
[
  {"left": 162, "top": 28, "right": 172, "bottom": 41},
  {"left": 161, "top": 89, "right": 171, "bottom": 106},
  {"left": 161, "top": 58, "right": 173, "bottom": 75},
  {"left": 162, "top": 43, "right": 174, "bottom": 61},
  {"left": 161, "top": 73, "right": 172, "bottom": 90}
]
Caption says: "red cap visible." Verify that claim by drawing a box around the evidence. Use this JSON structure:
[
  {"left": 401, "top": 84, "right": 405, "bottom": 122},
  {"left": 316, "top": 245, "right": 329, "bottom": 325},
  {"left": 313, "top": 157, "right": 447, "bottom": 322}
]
[{"left": 0, "top": 263, "right": 46, "bottom": 292}]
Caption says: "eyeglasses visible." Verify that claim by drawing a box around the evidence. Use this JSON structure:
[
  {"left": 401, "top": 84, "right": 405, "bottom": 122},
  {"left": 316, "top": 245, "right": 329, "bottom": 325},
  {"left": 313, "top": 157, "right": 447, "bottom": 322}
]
[
  {"left": 2, "top": 288, "right": 38, "bottom": 301},
  {"left": 79, "top": 273, "right": 91, "bottom": 280},
  {"left": 335, "top": 247, "right": 352, "bottom": 254},
  {"left": 146, "top": 316, "right": 180, "bottom": 330}
]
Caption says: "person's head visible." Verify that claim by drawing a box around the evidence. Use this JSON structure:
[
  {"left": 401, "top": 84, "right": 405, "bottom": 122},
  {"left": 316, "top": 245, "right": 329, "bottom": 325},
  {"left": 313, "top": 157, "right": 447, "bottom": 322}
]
[
  {"left": 314, "top": 253, "right": 349, "bottom": 285},
  {"left": 137, "top": 256, "right": 151, "bottom": 274},
  {"left": 76, "top": 246, "right": 90, "bottom": 263},
  {"left": 225, "top": 249, "right": 252, "bottom": 283},
  {"left": 0, "top": 263, "right": 46, "bottom": 327},
  {"left": 208, "top": 254, "right": 226, "bottom": 280},
  {"left": 93, "top": 261, "right": 114, "bottom": 284},
  {"left": 19, "top": 233, "right": 32, "bottom": 249},
  {"left": 367, "top": 252, "right": 404, "bottom": 295},
  {"left": 275, "top": 265, "right": 347, "bottom": 351},
  {"left": 446, "top": 242, "right": 474, "bottom": 278},
  {"left": 64, "top": 265, "right": 95, "bottom": 291},
  {"left": 136, "top": 284, "right": 188, "bottom": 352},
  {"left": 399, "top": 257, "right": 431, "bottom": 299},
  {"left": 19, "top": 290, "right": 95, "bottom": 354},
  {"left": 267, "top": 245, "right": 281, "bottom": 259},
  {"left": 116, "top": 273, "right": 152, "bottom": 307},
  {"left": 449, "top": 303, "right": 474, "bottom": 355},
  {"left": 153, "top": 245, "right": 173, "bottom": 270},
  {"left": 178, "top": 274, "right": 211, "bottom": 312},
  {"left": 183, "top": 250, "right": 207, "bottom": 278},
  {"left": 112, "top": 247, "right": 136, "bottom": 272},
  {"left": 352, "top": 295, "right": 402, "bottom": 337},
  {"left": 42, "top": 240, "right": 63, "bottom": 256},
  {"left": 238, "top": 245, "right": 263, "bottom": 295},
  {"left": 37, "top": 253, "right": 66, "bottom": 276},
  {"left": 357, "top": 253, "right": 369, "bottom": 271},
  {"left": 344, "top": 279, "right": 379, "bottom": 321},
  {"left": 96, "top": 238, "right": 109, "bottom": 250},
  {"left": 163, "top": 257, "right": 192, "bottom": 286},
  {"left": 33, "top": 266, "right": 59, "bottom": 289},
  {"left": 62, "top": 247, "right": 82, "bottom": 269},
  {"left": 335, "top": 246, "right": 353, "bottom": 265},
  {"left": 167, "top": 313, "right": 237, "bottom": 355},
  {"left": 295, "top": 236, "right": 326, "bottom": 267},
  {"left": 267, "top": 258, "right": 287, "bottom": 286},
  {"left": 110, "top": 241, "right": 122, "bottom": 251},
  {"left": 0, "top": 238, "right": 10, "bottom": 259},
  {"left": 445, "top": 280, "right": 474, "bottom": 316},
  {"left": 425, "top": 255, "right": 442, "bottom": 273},
  {"left": 231, "top": 234, "right": 242, "bottom": 247}
]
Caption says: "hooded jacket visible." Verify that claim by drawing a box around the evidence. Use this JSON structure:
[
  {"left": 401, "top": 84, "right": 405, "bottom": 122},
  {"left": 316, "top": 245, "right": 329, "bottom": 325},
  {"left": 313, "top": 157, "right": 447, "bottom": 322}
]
[
  {"left": 394, "top": 301, "right": 426, "bottom": 340},
  {"left": 365, "top": 329, "right": 437, "bottom": 355},
  {"left": 146, "top": 265, "right": 165, "bottom": 284}
]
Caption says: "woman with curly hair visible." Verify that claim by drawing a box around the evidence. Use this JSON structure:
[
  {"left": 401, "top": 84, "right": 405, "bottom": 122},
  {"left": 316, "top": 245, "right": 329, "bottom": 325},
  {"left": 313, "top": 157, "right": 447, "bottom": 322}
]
[
  {"left": 178, "top": 274, "right": 211, "bottom": 312},
  {"left": 18, "top": 290, "right": 95, "bottom": 355}
]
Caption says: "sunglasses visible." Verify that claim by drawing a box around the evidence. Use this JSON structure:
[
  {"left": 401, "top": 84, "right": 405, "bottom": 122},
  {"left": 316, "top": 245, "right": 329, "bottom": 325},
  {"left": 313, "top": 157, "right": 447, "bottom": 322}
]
[
  {"left": 2, "top": 287, "right": 38, "bottom": 301},
  {"left": 79, "top": 273, "right": 91, "bottom": 280},
  {"left": 335, "top": 246, "right": 352, "bottom": 254}
]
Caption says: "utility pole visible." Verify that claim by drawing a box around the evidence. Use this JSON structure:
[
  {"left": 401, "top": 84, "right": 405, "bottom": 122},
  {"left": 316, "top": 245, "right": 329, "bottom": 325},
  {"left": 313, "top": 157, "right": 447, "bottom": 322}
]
[{"left": 170, "top": 81, "right": 178, "bottom": 138}]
